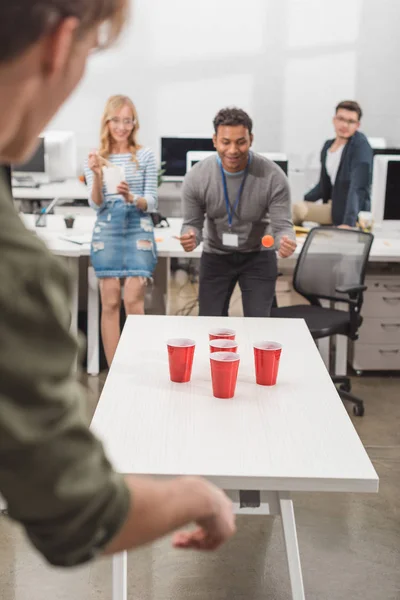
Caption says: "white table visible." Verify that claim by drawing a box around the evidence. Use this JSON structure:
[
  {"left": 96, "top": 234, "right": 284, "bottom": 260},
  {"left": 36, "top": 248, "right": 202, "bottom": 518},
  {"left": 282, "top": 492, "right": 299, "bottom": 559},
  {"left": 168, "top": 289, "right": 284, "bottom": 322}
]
[
  {"left": 91, "top": 315, "right": 379, "bottom": 600},
  {"left": 13, "top": 178, "right": 89, "bottom": 201},
  {"left": 20, "top": 214, "right": 98, "bottom": 374}
]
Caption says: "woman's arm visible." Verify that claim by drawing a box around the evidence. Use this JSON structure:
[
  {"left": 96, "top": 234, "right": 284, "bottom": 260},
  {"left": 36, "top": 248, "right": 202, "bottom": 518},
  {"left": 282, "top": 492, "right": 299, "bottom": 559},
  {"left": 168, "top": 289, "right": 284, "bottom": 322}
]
[
  {"left": 134, "top": 149, "right": 158, "bottom": 212},
  {"left": 85, "top": 152, "right": 104, "bottom": 208}
]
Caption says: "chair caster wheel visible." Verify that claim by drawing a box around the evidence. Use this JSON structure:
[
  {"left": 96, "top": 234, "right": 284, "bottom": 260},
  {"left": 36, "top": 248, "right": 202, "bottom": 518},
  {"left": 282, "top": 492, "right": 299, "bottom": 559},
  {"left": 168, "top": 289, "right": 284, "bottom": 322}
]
[
  {"left": 353, "top": 404, "right": 365, "bottom": 417},
  {"left": 339, "top": 382, "right": 351, "bottom": 393}
]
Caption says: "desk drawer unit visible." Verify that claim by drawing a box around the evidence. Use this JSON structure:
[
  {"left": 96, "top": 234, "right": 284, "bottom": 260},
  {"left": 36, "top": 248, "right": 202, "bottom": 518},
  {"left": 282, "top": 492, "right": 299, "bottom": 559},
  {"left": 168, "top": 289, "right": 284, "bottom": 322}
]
[
  {"left": 350, "top": 272, "right": 400, "bottom": 371},
  {"left": 350, "top": 344, "right": 400, "bottom": 371}
]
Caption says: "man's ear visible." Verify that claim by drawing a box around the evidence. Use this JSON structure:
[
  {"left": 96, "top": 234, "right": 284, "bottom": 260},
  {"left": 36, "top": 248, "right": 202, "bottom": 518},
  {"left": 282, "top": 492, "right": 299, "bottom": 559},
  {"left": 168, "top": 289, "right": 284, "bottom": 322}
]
[
  {"left": 249, "top": 133, "right": 254, "bottom": 147},
  {"left": 41, "top": 17, "right": 80, "bottom": 76},
  {"left": 212, "top": 133, "right": 217, "bottom": 149}
]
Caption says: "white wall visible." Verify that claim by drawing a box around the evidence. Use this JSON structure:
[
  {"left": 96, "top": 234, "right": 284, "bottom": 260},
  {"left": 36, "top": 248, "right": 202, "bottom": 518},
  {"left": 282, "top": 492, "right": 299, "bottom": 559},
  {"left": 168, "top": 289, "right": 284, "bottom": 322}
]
[{"left": 47, "top": 0, "right": 400, "bottom": 179}]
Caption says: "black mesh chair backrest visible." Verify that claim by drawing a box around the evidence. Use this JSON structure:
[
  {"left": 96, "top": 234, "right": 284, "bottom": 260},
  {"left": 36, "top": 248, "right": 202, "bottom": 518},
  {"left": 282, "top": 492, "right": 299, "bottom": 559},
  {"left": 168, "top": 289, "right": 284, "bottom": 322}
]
[{"left": 293, "top": 227, "right": 374, "bottom": 305}]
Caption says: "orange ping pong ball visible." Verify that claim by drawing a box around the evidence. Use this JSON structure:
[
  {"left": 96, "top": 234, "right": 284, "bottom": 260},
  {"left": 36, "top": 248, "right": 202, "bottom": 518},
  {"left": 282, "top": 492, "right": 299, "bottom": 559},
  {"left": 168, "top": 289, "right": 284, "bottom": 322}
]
[{"left": 262, "top": 235, "right": 274, "bottom": 248}]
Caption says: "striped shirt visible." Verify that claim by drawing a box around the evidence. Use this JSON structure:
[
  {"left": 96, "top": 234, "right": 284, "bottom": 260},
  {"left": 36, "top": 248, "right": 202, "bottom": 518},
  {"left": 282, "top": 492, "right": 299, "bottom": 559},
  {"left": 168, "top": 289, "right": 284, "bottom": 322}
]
[{"left": 84, "top": 147, "right": 158, "bottom": 212}]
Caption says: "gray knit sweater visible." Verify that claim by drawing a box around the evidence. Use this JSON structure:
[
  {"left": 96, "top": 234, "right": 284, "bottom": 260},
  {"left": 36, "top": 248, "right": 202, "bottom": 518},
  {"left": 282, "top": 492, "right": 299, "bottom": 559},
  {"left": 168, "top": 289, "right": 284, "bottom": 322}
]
[{"left": 181, "top": 152, "right": 295, "bottom": 254}]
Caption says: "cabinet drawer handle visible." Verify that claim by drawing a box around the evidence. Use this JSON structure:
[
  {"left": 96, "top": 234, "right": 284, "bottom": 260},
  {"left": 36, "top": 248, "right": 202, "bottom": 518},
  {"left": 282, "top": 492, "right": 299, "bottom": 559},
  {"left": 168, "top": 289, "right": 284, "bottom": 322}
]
[
  {"left": 382, "top": 297, "right": 400, "bottom": 304},
  {"left": 383, "top": 284, "right": 400, "bottom": 292},
  {"left": 380, "top": 323, "right": 400, "bottom": 330},
  {"left": 378, "top": 349, "right": 400, "bottom": 354}
]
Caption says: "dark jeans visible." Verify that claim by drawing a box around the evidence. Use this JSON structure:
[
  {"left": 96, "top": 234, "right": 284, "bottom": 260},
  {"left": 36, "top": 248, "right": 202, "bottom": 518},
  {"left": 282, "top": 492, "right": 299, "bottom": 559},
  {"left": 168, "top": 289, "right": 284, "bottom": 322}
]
[{"left": 199, "top": 250, "right": 278, "bottom": 317}]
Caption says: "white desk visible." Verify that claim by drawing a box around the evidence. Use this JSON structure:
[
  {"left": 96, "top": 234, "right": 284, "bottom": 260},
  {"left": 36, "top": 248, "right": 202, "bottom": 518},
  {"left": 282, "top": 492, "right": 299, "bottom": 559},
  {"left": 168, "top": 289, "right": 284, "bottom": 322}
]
[
  {"left": 13, "top": 178, "right": 89, "bottom": 201},
  {"left": 19, "top": 215, "right": 400, "bottom": 377},
  {"left": 91, "top": 315, "right": 379, "bottom": 600},
  {"left": 20, "top": 214, "right": 98, "bottom": 374}
]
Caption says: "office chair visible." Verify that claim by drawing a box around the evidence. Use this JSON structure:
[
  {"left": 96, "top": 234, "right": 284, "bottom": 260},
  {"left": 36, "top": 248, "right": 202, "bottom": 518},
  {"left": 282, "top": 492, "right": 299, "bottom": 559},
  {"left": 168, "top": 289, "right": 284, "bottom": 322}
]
[{"left": 271, "top": 227, "right": 374, "bottom": 417}]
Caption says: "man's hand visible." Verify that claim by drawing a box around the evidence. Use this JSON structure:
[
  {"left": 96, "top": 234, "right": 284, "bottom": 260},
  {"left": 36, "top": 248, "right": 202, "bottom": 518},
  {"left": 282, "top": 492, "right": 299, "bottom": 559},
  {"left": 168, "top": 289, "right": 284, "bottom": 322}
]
[
  {"left": 172, "top": 481, "right": 236, "bottom": 551},
  {"left": 278, "top": 235, "right": 297, "bottom": 258},
  {"left": 179, "top": 230, "right": 197, "bottom": 253},
  {"left": 338, "top": 224, "right": 352, "bottom": 229},
  {"left": 104, "top": 476, "right": 235, "bottom": 556}
]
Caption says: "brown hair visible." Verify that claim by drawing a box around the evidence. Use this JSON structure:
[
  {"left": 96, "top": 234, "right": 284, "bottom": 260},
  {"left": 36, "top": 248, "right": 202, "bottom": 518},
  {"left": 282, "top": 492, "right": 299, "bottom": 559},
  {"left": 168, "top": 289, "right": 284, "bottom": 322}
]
[
  {"left": 336, "top": 100, "right": 363, "bottom": 121},
  {"left": 99, "top": 95, "right": 142, "bottom": 163},
  {"left": 0, "top": 0, "right": 128, "bottom": 63}
]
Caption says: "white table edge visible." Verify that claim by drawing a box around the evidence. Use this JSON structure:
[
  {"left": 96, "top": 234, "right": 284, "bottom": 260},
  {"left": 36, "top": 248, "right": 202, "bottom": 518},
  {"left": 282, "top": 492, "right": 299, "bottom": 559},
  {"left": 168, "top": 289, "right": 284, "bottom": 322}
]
[{"left": 111, "top": 473, "right": 379, "bottom": 494}]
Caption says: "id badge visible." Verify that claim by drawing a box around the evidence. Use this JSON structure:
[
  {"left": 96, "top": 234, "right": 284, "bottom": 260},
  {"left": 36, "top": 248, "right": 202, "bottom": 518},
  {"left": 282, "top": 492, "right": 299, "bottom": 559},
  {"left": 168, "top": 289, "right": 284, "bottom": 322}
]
[{"left": 222, "top": 232, "right": 239, "bottom": 247}]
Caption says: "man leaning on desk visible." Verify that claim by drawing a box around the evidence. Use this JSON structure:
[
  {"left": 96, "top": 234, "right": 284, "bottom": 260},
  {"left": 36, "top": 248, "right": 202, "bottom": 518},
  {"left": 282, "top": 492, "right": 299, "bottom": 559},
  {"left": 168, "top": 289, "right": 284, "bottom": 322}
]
[
  {"left": 292, "top": 100, "right": 373, "bottom": 229},
  {"left": 0, "top": 0, "right": 235, "bottom": 568}
]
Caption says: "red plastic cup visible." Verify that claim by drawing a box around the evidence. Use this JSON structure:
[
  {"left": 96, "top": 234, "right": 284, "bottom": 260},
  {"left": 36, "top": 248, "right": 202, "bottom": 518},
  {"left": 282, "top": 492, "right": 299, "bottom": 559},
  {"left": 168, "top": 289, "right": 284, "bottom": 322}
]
[
  {"left": 167, "top": 338, "right": 196, "bottom": 383},
  {"left": 210, "top": 339, "right": 238, "bottom": 353},
  {"left": 210, "top": 352, "right": 240, "bottom": 399},
  {"left": 209, "top": 328, "right": 236, "bottom": 341},
  {"left": 253, "top": 341, "right": 282, "bottom": 386}
]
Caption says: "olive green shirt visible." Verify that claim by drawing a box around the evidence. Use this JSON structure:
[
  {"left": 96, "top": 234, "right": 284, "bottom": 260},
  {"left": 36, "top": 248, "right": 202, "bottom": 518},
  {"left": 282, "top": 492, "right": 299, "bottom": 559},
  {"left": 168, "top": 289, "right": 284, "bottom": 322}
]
[{"left": 0, "top": 172, "right": 130, "bottom": 566}]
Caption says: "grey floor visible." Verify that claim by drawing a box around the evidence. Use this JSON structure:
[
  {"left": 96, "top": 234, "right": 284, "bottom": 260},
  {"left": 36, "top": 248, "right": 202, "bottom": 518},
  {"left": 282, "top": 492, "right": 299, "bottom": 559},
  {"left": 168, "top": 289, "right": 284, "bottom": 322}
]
[{"left": 0, "top": 371, "right": 399, "bottom": 600}]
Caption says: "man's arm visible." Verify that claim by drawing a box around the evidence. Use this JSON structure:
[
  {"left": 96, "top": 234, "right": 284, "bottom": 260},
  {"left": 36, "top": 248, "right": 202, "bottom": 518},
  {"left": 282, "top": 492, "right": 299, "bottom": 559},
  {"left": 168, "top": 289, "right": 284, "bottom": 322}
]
[
  {"left": 105, "top": 475, "right": 235, "bottom": 554},
  {"left": 342, "top": 144, "right": 373, "bottom": 227},
  {"left": 0, "top": 205, "right": 234, "bottom": 565},
  {"left": 180, "top": 170, "right": 206, "bottom": 248},
  {"left": 304, "top": 142, "right": 330, "bottom": 202},
  {"left": 268, "top": 169, "right": 296, "bottom": 253},
  {"left": 304, "top": 180, "right": 322, "bottom": 202}
]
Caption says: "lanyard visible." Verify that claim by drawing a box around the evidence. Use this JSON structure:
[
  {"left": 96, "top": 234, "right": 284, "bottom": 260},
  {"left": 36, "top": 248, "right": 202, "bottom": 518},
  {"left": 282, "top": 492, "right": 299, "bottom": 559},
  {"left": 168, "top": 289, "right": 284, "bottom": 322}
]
[{"left": 219, "top": 160, "right": 249, "bottom": 230}]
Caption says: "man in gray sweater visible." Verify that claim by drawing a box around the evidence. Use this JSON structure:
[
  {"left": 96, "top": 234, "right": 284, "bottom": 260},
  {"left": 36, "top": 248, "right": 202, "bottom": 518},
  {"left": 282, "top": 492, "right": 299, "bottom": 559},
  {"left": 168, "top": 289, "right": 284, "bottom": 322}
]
[{"left": 180, "top": 107, "right": 296, "bottom": 317}]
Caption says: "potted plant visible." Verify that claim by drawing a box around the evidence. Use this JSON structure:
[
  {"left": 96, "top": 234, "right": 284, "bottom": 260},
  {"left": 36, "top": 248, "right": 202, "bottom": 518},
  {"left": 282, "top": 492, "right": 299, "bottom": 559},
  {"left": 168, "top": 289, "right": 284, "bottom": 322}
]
[{"left": 64, "top": 214, "right": 75, "bottom": 229}]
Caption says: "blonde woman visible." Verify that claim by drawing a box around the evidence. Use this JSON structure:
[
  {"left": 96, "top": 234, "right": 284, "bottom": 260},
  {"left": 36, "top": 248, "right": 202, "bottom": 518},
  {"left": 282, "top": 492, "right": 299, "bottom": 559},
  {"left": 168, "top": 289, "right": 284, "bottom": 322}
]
[{"left": 85, "top": 95, "right": 158, "bottom": 366}]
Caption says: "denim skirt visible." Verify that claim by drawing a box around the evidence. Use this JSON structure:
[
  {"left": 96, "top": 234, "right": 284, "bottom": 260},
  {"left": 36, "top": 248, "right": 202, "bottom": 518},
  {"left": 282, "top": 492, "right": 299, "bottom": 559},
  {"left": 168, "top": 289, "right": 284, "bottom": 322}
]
[{"left": 91, "top": 201, "right": 157, "bottom": 279}]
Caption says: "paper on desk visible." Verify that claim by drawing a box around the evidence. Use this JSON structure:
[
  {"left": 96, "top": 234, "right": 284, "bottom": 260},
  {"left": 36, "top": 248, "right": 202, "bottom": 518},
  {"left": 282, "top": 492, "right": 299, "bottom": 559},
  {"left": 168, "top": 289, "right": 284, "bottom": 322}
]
[{"left": 59, "top": 234, "right": 92, "bottom": 245}]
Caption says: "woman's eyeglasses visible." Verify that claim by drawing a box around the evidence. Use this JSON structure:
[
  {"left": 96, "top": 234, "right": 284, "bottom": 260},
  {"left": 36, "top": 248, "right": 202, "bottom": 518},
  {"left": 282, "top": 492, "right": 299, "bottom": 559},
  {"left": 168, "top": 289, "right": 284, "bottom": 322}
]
[{"left": 108, "top": 117, "right": 135, "bottom": 128}]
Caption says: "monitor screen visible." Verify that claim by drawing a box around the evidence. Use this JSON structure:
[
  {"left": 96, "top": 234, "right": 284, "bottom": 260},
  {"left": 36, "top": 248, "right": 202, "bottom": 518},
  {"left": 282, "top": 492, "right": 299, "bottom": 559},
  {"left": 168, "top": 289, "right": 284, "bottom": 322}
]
[
  {"left": 274, "top": 160, "right": 288, "bottom": 175},
  {"left": 161, "top": 137, "right": 215, "bottom": 177},
  {"left": 384, "top": 161, "right": 400, "bottom": 221},
  {"left": 373, "top": 148, "right": 400, "bottom": 158},
  {"left": 13, "top": 138, "right": 45, "bottom": 174}
]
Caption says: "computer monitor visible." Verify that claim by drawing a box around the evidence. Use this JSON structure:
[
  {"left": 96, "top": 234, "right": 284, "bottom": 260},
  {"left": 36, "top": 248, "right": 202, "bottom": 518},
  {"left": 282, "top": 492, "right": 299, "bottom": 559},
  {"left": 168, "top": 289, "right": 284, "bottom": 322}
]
[
  {"left": 12, "top": 137, "right": 49, "bottom": 184},
  {"left": 186, "top": 151, "right": 216, "bottom": 172},
  {"left": 371, "top": 155, "right": 400, "bottom": 231},
  {"left": 161, "top": 137, "right": 215, "bottom": 180},
  {"left": 372, "top": 147, "right": 400, "bottom": 159},
  {"left": 44, "top": 130, "right": 77, "bottom": 181},
  {"left": 258, "top": 152, "right": 288, "bottom": 175},
  {"left": 186, "top": 150, "right": 289, "bottom": 175}
]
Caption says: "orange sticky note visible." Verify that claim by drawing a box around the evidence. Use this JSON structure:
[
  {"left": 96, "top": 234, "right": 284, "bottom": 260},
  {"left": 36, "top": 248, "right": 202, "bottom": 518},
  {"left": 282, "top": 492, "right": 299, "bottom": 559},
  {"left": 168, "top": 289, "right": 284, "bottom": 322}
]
[{"left": 262, "top": 235, "right": 274, "bottom": 248}]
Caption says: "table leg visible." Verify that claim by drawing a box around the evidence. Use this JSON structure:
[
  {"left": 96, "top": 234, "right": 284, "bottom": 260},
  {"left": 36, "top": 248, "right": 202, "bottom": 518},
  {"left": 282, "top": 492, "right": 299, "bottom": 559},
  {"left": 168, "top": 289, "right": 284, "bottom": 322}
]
[
  {"left": 279, "top": 492, "right": 305, "bottom": 600},
  {"left": 87, "top": 266, "right": 100, "bottom": 376},
  {"left": 112, "top": 552, "right": 128, "bottom": 600},
  {"left": 334, "top": 303, "right": 348, "bottom": 376},
  {"left": 66, "top": 257, "right": 79, "bottom": 337},
  {"left": 165, "top": 256, "right": 171, "bottom": 315},
  {"left": 317, "top": 337, "right": 330, "bottom": 370},
  {"left": 334, "top": 335, "right": 348, "bottom": 376}
]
